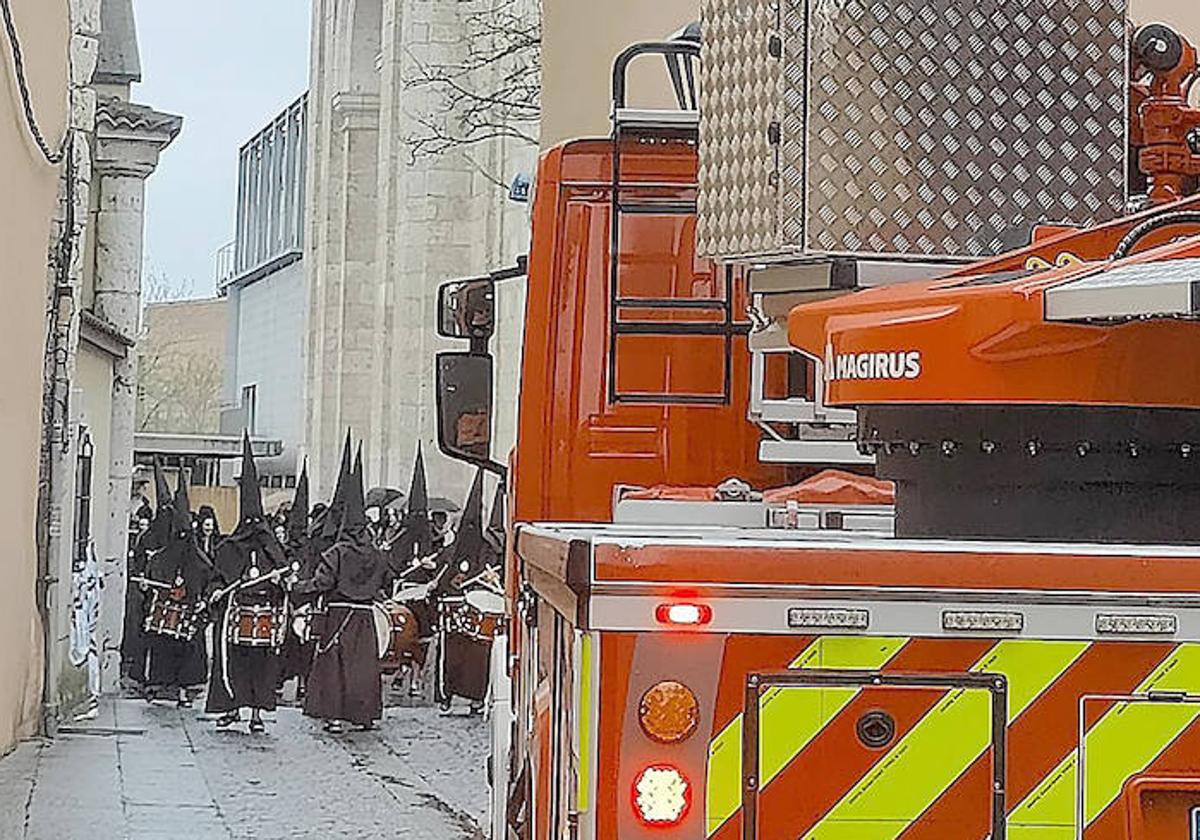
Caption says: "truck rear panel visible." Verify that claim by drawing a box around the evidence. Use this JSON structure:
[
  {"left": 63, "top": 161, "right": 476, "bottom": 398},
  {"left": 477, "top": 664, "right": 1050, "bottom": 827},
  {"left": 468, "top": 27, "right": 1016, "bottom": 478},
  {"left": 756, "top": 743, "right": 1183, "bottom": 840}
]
[{"left": 517, "top": 523, "right": 1200, "bottom": 840}]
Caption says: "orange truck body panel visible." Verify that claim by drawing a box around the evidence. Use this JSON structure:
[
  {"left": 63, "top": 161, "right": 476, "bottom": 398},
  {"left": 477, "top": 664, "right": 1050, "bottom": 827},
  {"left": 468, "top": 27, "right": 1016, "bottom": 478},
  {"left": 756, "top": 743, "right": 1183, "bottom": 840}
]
[
  {"left": 787, "top": 201, "right": 1200, "bottom": 410},
  {"left": 513, "top": 138, "right": 786, "bottom": 530}
]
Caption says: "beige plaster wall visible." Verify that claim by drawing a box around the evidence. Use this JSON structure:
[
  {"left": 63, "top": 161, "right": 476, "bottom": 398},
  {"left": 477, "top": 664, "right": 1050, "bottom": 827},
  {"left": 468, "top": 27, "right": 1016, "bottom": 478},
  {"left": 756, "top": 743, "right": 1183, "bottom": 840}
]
[
  {"left": 540, "top": 0, "right": 699, "bottom": 148},
  {"left": 138, "top": 298, "right": 227, "bottom": 434},
  {"left": 0, "top": 3, "right": 71, "bottom": 754}
]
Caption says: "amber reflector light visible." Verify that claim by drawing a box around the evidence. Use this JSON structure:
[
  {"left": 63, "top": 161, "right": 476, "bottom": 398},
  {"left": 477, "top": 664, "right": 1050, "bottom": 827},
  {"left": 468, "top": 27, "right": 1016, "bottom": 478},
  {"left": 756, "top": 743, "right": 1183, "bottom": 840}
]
[{"left": 639, "top": 680, "right": 700, "bottom": 744}]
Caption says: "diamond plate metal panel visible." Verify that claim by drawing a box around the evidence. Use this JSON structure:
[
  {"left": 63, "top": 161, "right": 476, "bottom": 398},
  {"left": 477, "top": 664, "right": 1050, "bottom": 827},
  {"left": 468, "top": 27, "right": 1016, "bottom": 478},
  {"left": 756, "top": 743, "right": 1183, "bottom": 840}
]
[
  {"left": 698, "top": 0, "right": 781, "bottom": 258},
  {"left": 700, "top": 0, "right": 1130, "bottom": 261}
]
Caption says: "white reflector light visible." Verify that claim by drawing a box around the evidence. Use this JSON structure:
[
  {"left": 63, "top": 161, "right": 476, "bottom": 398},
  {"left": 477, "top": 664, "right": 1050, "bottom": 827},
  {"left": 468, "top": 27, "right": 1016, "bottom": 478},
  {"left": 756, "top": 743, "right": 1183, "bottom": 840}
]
[
  {"left": 633, "top": 765, "right": 690, "bottom": 825},
  {"left": 787, "top": 607, "right": 869, "bottom": 630},
  {"left": 942, "top": 610, "right": 1024, "bottom": 632},
  {"left": 1095, "top": 614, "right": 1178, "bottom": 635}
]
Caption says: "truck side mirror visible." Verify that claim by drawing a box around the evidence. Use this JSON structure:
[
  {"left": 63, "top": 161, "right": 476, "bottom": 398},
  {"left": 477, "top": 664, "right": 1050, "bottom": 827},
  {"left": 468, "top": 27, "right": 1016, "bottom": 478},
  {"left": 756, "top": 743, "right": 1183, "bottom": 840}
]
[
  {"left": 436, "top": 352, "right": 501, "bottom": 473},
  {"left": 438, "top": 277, "right": 495, "bottom": 341}
]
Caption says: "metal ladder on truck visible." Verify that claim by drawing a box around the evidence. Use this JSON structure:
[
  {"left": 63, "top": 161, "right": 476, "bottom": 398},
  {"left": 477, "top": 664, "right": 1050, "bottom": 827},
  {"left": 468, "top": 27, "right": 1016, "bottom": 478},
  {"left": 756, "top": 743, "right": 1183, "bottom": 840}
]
[{"left": 607, "top": 31, "right": 744, "bottom": 407}]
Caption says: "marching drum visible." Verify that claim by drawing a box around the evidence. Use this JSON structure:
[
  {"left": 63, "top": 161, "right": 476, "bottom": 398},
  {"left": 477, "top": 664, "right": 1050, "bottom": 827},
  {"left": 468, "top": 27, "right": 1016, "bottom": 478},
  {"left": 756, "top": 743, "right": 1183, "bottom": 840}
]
[
  {"left": 374, "top": 601, "right": 421, "bottom": 673},
  {"left": 227, "top": 604, "right": 286, "bottom": 648},
  {"left": 144, "top": 591, "right": 199, "bottom": 641},
  {"left": 445, "top": 590, "right": 505, "bottom": 643}
]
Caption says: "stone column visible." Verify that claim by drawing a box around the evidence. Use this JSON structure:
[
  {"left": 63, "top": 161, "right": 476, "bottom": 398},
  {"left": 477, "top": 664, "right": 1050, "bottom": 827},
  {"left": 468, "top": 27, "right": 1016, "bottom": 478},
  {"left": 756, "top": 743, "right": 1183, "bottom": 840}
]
[{"left": 91, "top": 109, "right": 179, "bottom": 692}]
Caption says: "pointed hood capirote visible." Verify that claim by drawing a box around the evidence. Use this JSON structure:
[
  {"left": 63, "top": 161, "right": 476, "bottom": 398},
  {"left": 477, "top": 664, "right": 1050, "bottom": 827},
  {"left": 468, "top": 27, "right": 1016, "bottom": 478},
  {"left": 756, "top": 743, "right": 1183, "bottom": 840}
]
[
  {"left": 319, "top": 429, "right": 353, "bottom": 542},
  {"left": 148, "top": 456, "right": 173, "bottom": 548},
  {"left": 394, "top": 444, "right": 432, "bottom": 563},
  {"left": 153, "top": 455, "right": 171, "bottom": 515},
  {"left": 483, "top": 480, "right": 505, "bottom": 555},
  {"left": 286, "top": 460, "right": 309, "bottom": 546},
  {"left": 148, "top": 472, "right": 211, "bottom": 595},
  {"left": 238, "top": 431, "right": 265, "bottom": 524},
  {"left": 435, "top": 469, "right": 487, "bottom": 595},
  {"left": 340, "top": 443, "right": 368, "bottom": 541},
  {"left": 171, "top": 473, "right": 192, "bottom": 542}
]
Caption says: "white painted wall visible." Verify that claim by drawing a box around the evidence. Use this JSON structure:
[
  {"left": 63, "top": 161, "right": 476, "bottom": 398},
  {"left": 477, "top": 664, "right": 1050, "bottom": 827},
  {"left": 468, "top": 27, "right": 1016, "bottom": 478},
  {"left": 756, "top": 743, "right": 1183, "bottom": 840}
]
[{"left": 230, "top": 259, "right": 306, "bottom": 475}]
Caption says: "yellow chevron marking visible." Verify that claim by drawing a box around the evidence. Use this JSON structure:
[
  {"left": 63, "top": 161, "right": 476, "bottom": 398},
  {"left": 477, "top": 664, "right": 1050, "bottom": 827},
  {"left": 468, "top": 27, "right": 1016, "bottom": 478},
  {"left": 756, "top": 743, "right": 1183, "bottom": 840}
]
[
  {"left": 704, "top": 637, "right": 907, "bottom": 836},
  {"left": 1009, "top": 643, "right": 1200, "bottom": 839},
  {"left": 799, "top": 640, "right": 1088, "bottom": 840}
]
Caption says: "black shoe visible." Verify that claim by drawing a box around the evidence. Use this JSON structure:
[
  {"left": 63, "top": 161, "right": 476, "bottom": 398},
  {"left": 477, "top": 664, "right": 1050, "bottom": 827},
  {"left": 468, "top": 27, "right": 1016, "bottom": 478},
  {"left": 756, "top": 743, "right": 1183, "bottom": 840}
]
[
  {"left": 177, "top": 696, "right": 193, "bottom": 709},
  {"left": 249, "top": 719, "right": 266, "bottom": 734},
  {"left": 216, "top": 712, "right": 240, "bottom": 729},
  {"left": 323, "top": 720, "right": 344, "bottom": 734}
]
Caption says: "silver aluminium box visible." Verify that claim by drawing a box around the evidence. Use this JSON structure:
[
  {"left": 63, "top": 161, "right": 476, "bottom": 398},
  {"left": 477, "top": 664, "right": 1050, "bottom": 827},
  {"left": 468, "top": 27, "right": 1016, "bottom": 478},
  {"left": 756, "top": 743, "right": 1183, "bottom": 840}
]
[{"left": 698, "top": 0, "right": 1130, "bottom": 261}]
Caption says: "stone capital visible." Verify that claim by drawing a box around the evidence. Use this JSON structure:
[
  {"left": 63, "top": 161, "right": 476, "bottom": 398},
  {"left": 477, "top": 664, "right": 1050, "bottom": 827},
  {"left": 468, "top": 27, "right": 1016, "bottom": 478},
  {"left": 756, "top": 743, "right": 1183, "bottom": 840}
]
[
  {"left": 332, "top": 91, "right": 381, "bottom": 132},
  {"left": 94, "top": 96, "right": 182, "bottom": 178}
]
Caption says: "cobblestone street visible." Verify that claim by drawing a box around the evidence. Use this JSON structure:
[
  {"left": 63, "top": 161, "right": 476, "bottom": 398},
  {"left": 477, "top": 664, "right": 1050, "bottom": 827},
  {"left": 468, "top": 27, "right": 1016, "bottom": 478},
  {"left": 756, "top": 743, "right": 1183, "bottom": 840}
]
[{"left": 0, "top": 697, "right": 489, "bottom": 840}]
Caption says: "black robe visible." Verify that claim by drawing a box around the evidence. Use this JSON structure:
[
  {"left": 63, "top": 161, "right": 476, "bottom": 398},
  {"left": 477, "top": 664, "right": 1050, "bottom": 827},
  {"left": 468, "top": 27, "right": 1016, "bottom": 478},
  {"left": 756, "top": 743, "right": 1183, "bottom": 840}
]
[
  {"left": 436, "top": 532, "right": 502, "bottom": 705},
  {"left": 145, "top": 538, "right": 212, "bottom": 691},
  {"left": 121, "top": 534, "right": 153, "bottom": 684},
  {"left": 297, "top": 537, "right": 388, "bottom": 725},
  {"left": 278, "top": 537, "right": 319, "bottom": 686},
  {"left": 205, "top": 531, "right": 287, "bottom": 713}
]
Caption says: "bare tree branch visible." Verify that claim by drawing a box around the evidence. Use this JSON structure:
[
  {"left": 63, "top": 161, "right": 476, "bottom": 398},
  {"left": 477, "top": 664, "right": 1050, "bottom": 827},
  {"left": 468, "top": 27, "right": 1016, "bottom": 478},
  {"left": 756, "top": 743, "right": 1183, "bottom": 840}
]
[{"left": 402, "top": 0, "right": 541, "bottom": 172}]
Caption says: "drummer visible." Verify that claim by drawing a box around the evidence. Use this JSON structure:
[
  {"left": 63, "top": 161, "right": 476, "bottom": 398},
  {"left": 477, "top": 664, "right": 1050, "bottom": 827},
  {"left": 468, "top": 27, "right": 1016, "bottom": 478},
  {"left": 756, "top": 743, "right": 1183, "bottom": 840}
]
[
  {"left": 434, "top": 470, "right": 496, "bottom": 716},
  {"left": 206, "top": 433, "right": 290, "bottom": 734},
  {"left": 296, "top": 442, "right": 389, "bottom": 733},
  {"left": 144, "top": 480, "right": 212, "bottom": 707}
]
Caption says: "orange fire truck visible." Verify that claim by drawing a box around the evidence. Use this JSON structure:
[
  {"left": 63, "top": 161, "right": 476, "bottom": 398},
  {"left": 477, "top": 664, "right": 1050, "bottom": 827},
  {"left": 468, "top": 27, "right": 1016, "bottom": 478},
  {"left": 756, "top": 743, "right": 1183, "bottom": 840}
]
[{"left": 435, "top": 9, "right": 1200, "bottom": 840}]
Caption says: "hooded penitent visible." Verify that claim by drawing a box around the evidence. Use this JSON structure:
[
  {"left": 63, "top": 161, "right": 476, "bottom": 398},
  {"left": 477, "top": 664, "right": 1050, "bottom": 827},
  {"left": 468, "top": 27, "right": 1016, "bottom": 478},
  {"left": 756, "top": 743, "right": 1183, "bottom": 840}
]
[
  {"left": 298, "top": 445, "right": 386, "bottom": 727},
  {"left": 148, "top": 477, "right": 210, "bottom": 598},
  {"left": 205, "top": 432, "right": 286, "bottom": 717}
]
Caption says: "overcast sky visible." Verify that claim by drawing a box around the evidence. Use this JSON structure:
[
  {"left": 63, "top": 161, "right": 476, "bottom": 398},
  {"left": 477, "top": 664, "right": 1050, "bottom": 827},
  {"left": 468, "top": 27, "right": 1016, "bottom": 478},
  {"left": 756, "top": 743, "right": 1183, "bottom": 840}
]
[{"left": 131, "top": 1, "right": 311, "bottom": 298}]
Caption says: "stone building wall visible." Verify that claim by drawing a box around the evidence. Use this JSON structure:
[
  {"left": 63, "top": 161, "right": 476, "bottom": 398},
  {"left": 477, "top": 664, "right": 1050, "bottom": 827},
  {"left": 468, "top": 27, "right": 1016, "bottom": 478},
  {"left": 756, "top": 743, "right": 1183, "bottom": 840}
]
[{"left": 304, "top": 0, "right": 536, "bottom": 502}]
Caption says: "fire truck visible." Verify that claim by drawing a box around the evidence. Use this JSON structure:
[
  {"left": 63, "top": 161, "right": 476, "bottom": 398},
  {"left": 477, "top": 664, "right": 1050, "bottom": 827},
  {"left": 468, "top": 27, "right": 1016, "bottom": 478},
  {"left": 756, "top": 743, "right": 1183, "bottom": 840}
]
[{"left": 434, "top": 5, "right": 1200, "bottom": 839}]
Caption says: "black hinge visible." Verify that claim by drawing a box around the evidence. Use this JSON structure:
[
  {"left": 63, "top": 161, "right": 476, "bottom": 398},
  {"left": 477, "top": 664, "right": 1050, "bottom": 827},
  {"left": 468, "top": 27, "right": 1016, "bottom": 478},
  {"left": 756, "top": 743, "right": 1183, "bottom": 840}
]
[
  {"left": 768, "top": 34, "right": 782, "bottom": 59},
  {"left": 767, "top": 121, "right": 781, "bottom": 145},
  {"left": 520, "top": 583, "right": 538, "bottom": 628}
]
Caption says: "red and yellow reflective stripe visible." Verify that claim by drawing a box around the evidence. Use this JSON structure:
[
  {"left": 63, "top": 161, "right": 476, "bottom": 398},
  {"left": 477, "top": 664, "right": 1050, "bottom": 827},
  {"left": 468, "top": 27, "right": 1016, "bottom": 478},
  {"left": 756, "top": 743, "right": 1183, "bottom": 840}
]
[
  {"left": 705, "top": 636, "right": 907, "bottom": 836},
  {"left": 1009, "top": 643, "right": 1200, "bottom": 839},
  {"left": 798, "top": 640, "right": 1088, "bottom": 840}
]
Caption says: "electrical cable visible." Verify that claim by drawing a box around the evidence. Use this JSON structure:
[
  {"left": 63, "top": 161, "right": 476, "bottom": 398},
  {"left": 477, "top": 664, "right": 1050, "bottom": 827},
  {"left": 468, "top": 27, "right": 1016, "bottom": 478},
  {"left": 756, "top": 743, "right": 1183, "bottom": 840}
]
[
  {"left": 1110, "top": 211, "right": 1200, "bottom": 260},
  {"left": 0, "top": 0, "right": 67, "bottom": 164}
]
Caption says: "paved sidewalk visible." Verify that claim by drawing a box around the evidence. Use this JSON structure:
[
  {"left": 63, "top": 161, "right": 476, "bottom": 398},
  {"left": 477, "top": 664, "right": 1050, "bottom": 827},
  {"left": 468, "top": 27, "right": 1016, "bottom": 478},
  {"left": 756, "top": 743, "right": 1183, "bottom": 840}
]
[{"left": 0, "top": 697, "right": 488, "bottom": 840}]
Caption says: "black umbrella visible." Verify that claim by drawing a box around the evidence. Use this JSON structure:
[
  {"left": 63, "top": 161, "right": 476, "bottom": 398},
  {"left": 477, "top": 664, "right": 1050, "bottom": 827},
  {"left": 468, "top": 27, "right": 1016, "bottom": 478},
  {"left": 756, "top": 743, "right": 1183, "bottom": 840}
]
[
  {"left": 366, "top": 486, "right": 404, "bottom": 509},
  {"left": 427, "top": 496, "right": 462, "bottom": 514}
]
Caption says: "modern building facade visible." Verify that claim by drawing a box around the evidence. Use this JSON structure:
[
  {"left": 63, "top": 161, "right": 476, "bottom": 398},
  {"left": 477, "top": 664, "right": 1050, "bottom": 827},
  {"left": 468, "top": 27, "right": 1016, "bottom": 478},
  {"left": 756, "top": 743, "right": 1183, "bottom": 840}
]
[{"left": 221, "top": 94, "right": 308, "bottom": 484}]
